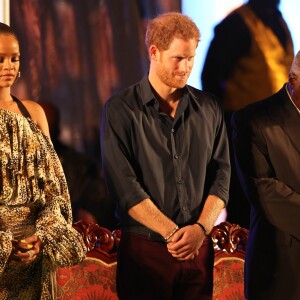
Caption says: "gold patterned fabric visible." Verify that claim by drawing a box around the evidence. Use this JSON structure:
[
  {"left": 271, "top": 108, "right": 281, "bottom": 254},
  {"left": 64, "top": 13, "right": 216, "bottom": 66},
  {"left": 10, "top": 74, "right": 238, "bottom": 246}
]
[
  {"left": 0, "top": 109, "right": 86, "bottom": 299},
  {"left": 224, "top": 4, "right": 294, "bottom": 110}
]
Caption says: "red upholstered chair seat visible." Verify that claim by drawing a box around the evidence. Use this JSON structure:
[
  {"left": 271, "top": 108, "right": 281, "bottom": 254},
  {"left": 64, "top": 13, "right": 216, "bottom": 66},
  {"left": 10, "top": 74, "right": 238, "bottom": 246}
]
[
  {"left": 213, "top": 257, "right": 245, "bottom": 299},
  {"left": 57, "top": 257, "right": 117, "bottom": 300},
  {"left": 56, "top": 221, "right": 120, "bottom": 300},
  {"left": 211, "top": 222, "right": 248, "bottom": 300}
]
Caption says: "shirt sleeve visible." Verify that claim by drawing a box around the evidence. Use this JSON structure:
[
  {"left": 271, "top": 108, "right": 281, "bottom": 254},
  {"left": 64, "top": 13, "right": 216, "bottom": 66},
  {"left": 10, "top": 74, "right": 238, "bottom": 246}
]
[
  {"left": 0, "top": 231, "right": 13, "bottom": 274},
  {"left": 35, "top": 198, "right": 87, "bottom": 268},
  {"left": 232, "top": 109, "right": 300, "bottom": 238},
  {"left": 205, "top": 102, "right": 231, "bottom": 205},
  {"left": 34, "top": 133, "right": 87, "bottom": 268},
  {"left": 100, "top": 99, "right": 150, "bottom": 213}
]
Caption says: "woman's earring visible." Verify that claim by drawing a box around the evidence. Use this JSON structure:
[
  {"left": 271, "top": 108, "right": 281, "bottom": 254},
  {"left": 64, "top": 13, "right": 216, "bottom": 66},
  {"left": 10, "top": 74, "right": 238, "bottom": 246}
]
[{"left": 18, "top": 71, "right": 21, "bottom": 78}]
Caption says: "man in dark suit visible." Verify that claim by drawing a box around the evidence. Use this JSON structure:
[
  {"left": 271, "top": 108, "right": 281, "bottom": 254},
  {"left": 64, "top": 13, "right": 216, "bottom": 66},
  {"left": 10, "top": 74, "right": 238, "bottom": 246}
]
[{"left": 232, "top": 51, "right": 300, "bottom": 300}]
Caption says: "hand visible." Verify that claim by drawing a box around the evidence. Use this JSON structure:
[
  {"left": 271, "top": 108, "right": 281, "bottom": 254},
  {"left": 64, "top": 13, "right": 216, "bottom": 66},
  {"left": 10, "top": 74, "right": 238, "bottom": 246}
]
[
  {"left": 167, "top": 224, "right": 205, "bottom": 261},
  {"left": 10, "top": 235, "right": 43, "bottom": 265}
]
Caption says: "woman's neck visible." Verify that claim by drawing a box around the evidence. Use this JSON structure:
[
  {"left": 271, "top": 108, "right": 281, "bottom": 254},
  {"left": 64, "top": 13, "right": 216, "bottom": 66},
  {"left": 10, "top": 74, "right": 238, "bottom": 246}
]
[{"left": 0, "top": 88, "right": 12, "bottom": 103}]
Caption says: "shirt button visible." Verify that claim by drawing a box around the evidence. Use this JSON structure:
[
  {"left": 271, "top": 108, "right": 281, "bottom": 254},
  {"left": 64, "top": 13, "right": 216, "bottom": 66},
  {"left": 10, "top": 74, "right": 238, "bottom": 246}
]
[
  {"left": 182, "top": 206, "right": 187, "bottom": 211},
  {"left": 174, "top": 154, "right": 179, "bottom": 159},
  {"left": 177, "top": 180, "right": 183, "bottom": 184},
  {"left": 172, "top": 128, "right": 175, "bottom": 133}
]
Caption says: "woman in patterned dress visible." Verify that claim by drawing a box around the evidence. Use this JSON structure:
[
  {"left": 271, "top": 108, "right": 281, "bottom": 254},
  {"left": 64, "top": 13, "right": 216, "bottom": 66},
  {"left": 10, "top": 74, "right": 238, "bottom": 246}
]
[{"left": 0, "top": 22, "right": 86, "bottom": 299}]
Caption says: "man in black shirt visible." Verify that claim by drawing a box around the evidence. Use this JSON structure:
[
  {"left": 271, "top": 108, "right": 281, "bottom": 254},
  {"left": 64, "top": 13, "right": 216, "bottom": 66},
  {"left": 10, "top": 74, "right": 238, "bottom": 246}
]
[{"left": 101, "top": 12, "right": 230, "bottom": 300}]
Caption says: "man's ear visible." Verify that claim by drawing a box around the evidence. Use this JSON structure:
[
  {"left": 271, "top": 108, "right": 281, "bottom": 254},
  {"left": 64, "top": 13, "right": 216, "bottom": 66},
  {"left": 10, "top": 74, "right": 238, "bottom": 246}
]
[{"left": 149, "top": 45, "right": 159, "bottom": 61}]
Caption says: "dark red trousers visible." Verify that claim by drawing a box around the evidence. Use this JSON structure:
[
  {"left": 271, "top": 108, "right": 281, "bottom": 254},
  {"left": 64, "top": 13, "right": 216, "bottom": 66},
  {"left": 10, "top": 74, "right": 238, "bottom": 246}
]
[{"left": 117, "top": 231, "right": 214, "bottom": 300}]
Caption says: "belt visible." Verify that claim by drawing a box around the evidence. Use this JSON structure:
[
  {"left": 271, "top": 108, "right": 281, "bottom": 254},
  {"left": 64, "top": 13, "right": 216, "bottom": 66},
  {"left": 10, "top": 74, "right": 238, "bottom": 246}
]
[{"left": 123, "top": 227, "right": 166, "bottom": 243}]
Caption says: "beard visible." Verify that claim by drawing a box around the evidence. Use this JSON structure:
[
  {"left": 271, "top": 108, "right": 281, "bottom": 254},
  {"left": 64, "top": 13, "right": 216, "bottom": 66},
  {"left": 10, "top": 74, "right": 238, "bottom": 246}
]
[{"left": 156, "top": 63, "right": 190, "bottom": 89}]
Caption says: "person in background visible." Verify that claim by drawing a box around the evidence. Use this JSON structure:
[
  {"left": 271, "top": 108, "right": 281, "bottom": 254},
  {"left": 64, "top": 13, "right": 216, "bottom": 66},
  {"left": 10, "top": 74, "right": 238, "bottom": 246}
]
[
  {"left": 201, "top": 0, "right": 294, "bottom": 228},
  {"left": 0, "top": 22, "right": 86, "bottom": 299},
  {"left": 232, "top": 50, "right": 300, "bottom": 300},
  {"left": 40, "top": 102, "right": 117, "bottom": 229},
  {"left": 101, "top": 12, "right": 230, "bottom": 300}
]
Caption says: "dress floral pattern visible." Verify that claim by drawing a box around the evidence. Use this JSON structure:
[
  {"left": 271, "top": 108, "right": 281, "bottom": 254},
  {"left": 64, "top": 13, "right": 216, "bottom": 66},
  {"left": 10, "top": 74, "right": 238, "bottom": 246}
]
[{"left": 0, "top": 108, "right": 86, "bottom": 299}]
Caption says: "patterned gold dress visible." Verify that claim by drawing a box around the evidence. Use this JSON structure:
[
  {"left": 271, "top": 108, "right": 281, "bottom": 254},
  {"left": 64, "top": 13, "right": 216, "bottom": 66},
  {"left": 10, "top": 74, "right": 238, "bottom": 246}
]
[{"left": 0, "top": 102, "right": 86, "bottom": 300}]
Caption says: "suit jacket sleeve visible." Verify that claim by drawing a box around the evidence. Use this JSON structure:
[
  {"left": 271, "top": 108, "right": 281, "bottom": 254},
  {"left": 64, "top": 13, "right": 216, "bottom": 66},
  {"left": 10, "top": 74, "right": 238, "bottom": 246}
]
[{"left": 232, "top": 109, "right": 300, "bottom": 238}]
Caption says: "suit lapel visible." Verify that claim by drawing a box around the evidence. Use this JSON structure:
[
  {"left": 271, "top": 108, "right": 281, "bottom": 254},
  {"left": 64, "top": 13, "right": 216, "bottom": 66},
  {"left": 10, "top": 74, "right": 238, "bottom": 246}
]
[{"left": 272, "top": 87, "right": 300, "bottom": 153}]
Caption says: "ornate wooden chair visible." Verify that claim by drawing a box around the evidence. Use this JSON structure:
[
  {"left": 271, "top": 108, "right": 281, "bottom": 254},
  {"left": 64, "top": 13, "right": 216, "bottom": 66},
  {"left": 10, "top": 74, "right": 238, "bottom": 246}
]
[
  {"left": 57, "top": 220, "right": 248, "bottom": 299},
  {"left": 211, "top": 221, "right": 249, "bottom": 300},
  {"left": 56, "top": 220, "right": 120, "bottom": 299}
]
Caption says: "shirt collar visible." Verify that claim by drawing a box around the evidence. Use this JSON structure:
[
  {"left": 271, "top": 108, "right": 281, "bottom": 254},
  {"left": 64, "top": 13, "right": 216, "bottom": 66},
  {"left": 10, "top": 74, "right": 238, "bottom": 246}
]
[
  {"left": 285, "top": 83, "right": 300, "bottom": 114},
  {"left": 140, "top": 75, "right": 155, "bottom": 105},
  {"left": 139, "top": 75, "right": 192, "bottom": 106}
]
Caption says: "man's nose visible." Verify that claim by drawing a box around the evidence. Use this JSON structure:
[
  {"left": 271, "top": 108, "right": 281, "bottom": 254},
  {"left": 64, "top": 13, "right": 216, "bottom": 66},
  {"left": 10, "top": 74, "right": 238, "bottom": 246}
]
[
  {"left": 179, "top": 60, "right": 188, "bottom": 72},
  {"left": 179, "top": 59, "right": 192, "bottom": 73}
]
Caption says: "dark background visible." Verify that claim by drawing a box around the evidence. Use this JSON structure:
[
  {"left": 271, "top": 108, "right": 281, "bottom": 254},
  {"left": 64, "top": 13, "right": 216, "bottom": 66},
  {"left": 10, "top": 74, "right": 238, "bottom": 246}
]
[{"left": 11, "top": 0, "right": 181, "bottom": 161}]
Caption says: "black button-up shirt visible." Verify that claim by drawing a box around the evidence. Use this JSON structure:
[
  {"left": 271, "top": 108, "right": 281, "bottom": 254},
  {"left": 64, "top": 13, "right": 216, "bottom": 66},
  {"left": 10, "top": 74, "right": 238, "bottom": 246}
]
[{"left": 101, "top": 76, "right": 230, "bottom": 231}]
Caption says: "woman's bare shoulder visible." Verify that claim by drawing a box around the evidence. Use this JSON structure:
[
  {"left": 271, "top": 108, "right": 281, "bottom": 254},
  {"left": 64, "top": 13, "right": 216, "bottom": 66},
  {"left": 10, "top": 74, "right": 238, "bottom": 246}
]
[{"left": 21, "top": 99, "right": 50, "bottom": 137}]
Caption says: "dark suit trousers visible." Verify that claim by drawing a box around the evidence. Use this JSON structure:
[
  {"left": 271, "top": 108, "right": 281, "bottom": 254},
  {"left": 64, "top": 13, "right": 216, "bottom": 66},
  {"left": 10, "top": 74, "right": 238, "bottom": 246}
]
[{"left": 117, "top": 231, "right": 214, "bottom": 300}]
